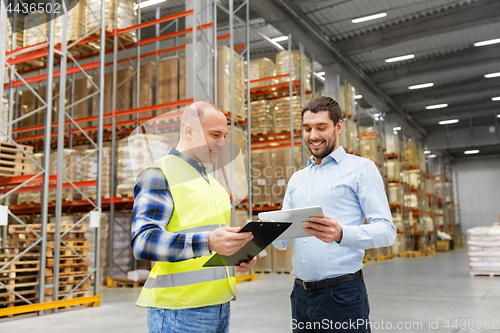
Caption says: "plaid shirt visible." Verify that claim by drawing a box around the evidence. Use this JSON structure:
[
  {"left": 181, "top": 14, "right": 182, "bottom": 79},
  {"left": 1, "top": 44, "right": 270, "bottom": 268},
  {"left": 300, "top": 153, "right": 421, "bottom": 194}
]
[{"left": 131, "top": 148, "right": 213, "bottom": 262}]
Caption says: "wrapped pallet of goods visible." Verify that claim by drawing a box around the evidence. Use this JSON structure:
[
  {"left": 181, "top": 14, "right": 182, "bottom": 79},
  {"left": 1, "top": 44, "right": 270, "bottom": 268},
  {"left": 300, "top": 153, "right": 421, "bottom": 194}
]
[
  {"left": 388, "top": 183, "right": 401, "bottom": 206},
  {"left": 341, "top": 83, "right": 355, "bottom": 119},
  {"left": 467, "top": 226, "right": 500, "bottom": 276},
  {"left": 49, "top": 149, "right": 84, "bottom": 202},
  {"left": 95, "top": 66, "right": 134, "bottom": 126},
  {"left": 386, "top": 134, "right": 398, "bottom": 156},
  {"left": 249, "top": 57, "right": 276, "bottom": 94},
  {"left": 133, "top": 61, "right": 156, "bottom": 119},
  {"left": 23, "top": 16, "right": 48, "bottom": 67},
  {"left": 407, "top": 140, "right": 417, "bottom": 168},
  {"left": 157, "top": 56, "right": 183, "bottom": 111},
  {"left": 85, "top": 0, "right": 136, "bottom": 41},
  {"left": 17, "top": 153, "right": 44, "bottom": 204},
  {"left": 274, "top": 96, "right": 302, "bottom": 134},
  {"left": 251, "top": 149, "right": 272, "bottom": 206},
  {"left": 275, "top": 51, "right": 311, "bottom": 92},
  {"left": 386, "top": 160, "right": 398, "bottom": 181},
  {"left": 270, "top": 147, "right": 301, "bottom": 205},
  {"left": 217, "top": 46, "right": 246, "bottom": 120},
  {"left": 5, "top": 17, "right": 24, "bottom": 52},
  {"left": 110, "top": 213, "right": 135, "bottom": 277},
  {"left": 248, "top": 100, "right": 276, "bottom": 135},
  {"left": 67, "top": 77, "right": 92, "bottom": 122},
  {"left": 116, "top": 134, "right": 171, "bottom": 198},
  {"left": 82, "top": 147, "right": 111, "bottom": 200},
  {"left": 54, "top": 0, "right": 86, "bottom": 45},
  {"left": 359, "top": 131, "right": 377, "bottom": 164}
]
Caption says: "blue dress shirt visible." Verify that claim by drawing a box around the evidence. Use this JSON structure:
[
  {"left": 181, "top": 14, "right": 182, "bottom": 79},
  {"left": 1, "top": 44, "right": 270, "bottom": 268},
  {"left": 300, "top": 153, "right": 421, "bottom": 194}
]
[{"left": 274, "top": 146, "right": 396, "bottom": 281}]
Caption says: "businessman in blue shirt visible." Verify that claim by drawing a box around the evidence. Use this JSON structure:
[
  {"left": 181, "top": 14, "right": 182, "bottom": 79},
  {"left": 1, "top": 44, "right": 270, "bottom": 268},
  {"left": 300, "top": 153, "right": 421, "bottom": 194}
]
[{"left": 275, "top": 96, "right": 396, "bottom": 332}]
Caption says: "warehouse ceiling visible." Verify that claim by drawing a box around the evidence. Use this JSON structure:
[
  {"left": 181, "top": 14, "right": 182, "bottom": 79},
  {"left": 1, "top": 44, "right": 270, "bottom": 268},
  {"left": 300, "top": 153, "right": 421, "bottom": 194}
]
[{"left": 246, "top": 0, "right": 500, "bottom": 159}]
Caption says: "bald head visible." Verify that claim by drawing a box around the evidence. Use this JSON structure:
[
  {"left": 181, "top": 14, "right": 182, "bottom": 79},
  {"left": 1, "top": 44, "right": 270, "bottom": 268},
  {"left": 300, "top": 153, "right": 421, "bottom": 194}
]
[{"left": 180, "top": 101, "right": 226, "bottom": 133}]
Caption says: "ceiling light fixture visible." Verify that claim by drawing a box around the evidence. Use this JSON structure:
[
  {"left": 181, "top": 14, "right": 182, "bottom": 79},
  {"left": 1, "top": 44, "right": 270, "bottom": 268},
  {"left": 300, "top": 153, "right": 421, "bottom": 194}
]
[
  {"left": 352, "top": 12, "right": 387, "bottom": 24},
  {"left": 427, "top": 154, "right": 436, "bottom": 159},
  {"left": 485, "top": 72, "right": 500, "bottom": 79},
  {"left": 424, "top": 150, "right": 431, "bottom": 154},
  {"left": 439, "top": 119, "right": 459, "bottom": 125},
  {"left": 138, "top": 0, "right": 166, "bottom": 8},
  {"left": 408, "top": 82, "right": 434, "bottom": 90},
  {"left": 492, "top": 96, "right": 500, "bottom": 101},
  {"left": 474, "top": 38, "right": 500, "bottom": 47},
  {"left": 425, "top": 104, "right": 448, "bottom": 110},
  {"left": 393, "top": 126, "right": 401, "bottom": 131},
  {"left": 270, "top": 36, "right": 289, "bottom": 43},
  {"left": 314, "top": 72, "right": 325, "bottom": 81},
  {"left": 354, "top": 95, "right": 362, "bottom": 100},
  {"left": 385, "top": 54, "right": 415, "bottom": 63},
  {"left": 464, "top": 150, "right": 480, "bottom": 155}
]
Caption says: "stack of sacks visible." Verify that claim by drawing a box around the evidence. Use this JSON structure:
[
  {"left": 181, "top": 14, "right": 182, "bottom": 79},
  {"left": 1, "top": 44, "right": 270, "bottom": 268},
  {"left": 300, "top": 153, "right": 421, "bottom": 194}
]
[
  {"left": 248, "top": 100, "right": 276, "bottom": 135},
  {"left": 467, "top": 226, "right": 500, "bottom": 276}
]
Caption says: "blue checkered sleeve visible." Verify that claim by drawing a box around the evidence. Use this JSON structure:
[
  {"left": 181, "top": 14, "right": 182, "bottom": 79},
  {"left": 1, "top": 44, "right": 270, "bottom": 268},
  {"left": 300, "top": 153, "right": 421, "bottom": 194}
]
[{"left": 131, "top": 168, "right": 212, "bottom": 262}]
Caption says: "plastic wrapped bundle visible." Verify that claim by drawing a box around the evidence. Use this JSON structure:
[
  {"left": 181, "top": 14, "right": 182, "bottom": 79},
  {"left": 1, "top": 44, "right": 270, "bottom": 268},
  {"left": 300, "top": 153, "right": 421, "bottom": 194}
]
[
  {"left": 110, "top": 213, "right": 134, "bottom": 277},
  {"left": 467, "top": 226, "right": 500, "bottom": 276},
  {"left": 49, "top": 149, "right": 84, "bottom": 202},
  {"left": 273, "top": 96, "right": 302, "bottom": 133},
  {"left": 17, "top": 153, "right": 43, "bottom": 204},
  {"left": 23, "top": 15, "right": 48, "bottom": 48},
  {"left": 116, "top": 134, "right": 171, "bottom": 197},
  {"left": 275, "top": 51, "right": 311, "bottom": 92},
  {"left": 6, "top": 19, "right": 24, "bottom": 52},
  {"left": 248, "top": 100, "right": 276, "bottom": 135},
  {"left": 217, "top": 46, "right": 246, "bottom": 120},
  {"left": 82, "top": 147, "right": 111, "bottom": 200},
  {"left": 85, "top": 0, "right": 137, "bottom": 41},
  {"left": 249, "top": 58, "right": 276, "bottom": 89},
  {"left": 54, "top": 0, "right": 86, "bottom": 45}
]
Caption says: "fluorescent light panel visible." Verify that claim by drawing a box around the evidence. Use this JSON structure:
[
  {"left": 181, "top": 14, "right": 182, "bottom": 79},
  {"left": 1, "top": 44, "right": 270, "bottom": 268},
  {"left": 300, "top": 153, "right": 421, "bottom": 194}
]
[
  {"left": 426, "top": 104, "right": 448, "bottom": 110},
  {"left": 485, "top": 72, "right": 500, "bottom": 78},
  {"left": 474, "top": 38, "right": 500, "bottom": 47},
  {"left": 439, "top": 119, "right": 459, "bottom": 125},
  {"left": 427, "top": 154, "right": 436, "bottom": 158},
  {"left": 408, "top": 82, "right": 434, "bottom": 90},
  {"left": 492, "top": 96, "right": 500, "bottom": 101},
  {"left": 271, "top": 36, "right": 289, "bottom": 43},
  {"left": 424, "top": 150, "right": 431, "bottom": 154},
  {"left": 385, "top": 54, "right": 415, "bottom": 63},
  {"left": 354, "top": 95, "right": 362, "bottom": 100},
  {"left": 139, "top": 0, "right": 166, "bottom": 8},
  {"left": 464, "top": 150, "right": 480, "bottom": 155},
  {"left": 352, "top": 12, "right": 387, "bottom": 24}
]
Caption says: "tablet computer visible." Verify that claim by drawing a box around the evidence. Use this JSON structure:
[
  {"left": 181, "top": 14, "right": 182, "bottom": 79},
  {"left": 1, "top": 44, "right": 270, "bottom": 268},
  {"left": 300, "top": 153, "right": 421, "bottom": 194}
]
[
  {"left": 258, "top": 206, "right": 324, "bottom": 241},
  {"left": 203, "top": 221, "right": 292, "bottom": 267}
]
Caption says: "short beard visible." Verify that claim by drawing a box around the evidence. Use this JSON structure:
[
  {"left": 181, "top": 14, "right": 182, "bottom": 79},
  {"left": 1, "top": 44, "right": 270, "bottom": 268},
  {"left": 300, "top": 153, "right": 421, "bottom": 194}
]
[{"left": 307, "top": 137, "right": 337, "bottom": 160}]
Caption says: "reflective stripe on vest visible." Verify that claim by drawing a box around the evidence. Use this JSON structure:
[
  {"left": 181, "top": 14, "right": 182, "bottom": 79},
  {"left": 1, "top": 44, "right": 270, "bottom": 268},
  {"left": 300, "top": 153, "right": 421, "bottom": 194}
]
[{"left": 144, "top": 266, "right": 235, "bottom": 289}]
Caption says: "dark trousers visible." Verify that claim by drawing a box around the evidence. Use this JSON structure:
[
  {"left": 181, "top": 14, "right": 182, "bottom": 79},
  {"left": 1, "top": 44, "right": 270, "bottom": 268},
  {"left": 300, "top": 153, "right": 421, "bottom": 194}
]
[{"left": 291, "top": 275, "right": 371, "bottom": 333}]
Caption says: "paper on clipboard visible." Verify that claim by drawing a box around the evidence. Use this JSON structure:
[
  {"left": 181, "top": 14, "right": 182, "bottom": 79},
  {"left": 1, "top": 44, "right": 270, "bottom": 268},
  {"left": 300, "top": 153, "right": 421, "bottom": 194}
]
[{"left": 258, "top": 206, "right": 324, "bottom": 241}]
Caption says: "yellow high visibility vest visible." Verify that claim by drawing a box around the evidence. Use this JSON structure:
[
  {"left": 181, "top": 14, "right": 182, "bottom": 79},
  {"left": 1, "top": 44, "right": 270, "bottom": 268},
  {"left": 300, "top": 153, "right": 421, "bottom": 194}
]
[{"left": 136, "top": 154, "right": 236, "bottom": 310}]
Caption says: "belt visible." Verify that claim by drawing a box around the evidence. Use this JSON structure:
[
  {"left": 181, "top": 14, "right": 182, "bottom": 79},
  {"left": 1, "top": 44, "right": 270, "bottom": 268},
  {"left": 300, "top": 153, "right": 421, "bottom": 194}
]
[{"left": 295, "top": 270, "right": 362, "bottom": 291}]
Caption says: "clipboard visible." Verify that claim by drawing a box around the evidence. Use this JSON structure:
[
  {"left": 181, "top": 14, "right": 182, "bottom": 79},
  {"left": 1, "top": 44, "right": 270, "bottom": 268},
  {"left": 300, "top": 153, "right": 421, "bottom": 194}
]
[
  {"left": 258, "top": 206, "right": 324, "bottom": 241},
  {"left": 202, "top": 221, "right": 292, "bottom": 267}
]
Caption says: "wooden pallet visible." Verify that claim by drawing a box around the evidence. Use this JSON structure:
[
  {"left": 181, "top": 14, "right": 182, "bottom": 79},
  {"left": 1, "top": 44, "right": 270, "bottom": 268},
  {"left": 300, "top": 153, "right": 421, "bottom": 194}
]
[
  {"left": 45, "top": 265, "right": 89, "bottom": 277},
  {"left": 254, "top": 270, "right": 273, "bottom": 274},
  {"left": 274, "top": 270, "right": 292, "bottom": 274},
  {"left": 402, "top": 251, "right": 422, "bottom": 258},
  {"left": 107, "top": 276, "right": 145, "bottom": 288},
  {"left": 46, "top": 256, "right": 90, "bottom": 268},
  {"left": 8, "top": 223, "right": 87, "bottom": 235},
  {"left": 0, "top": 142, "right": 34, "bottom": 176},
  {"left": 46, "top": 272, "right": 88, "bottom": 285},
  {"left": 47, "top": 240, "right": 90, "bottom": 249},
  {"left": 46, "top": 247, "right": 89, "bottom": 258}
]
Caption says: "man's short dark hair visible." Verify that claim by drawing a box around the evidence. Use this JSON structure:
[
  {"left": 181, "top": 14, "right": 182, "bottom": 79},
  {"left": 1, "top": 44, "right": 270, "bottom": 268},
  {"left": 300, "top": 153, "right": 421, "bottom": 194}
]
[{"left": 301, "top": 96, "right": 342, "bottom": 125}]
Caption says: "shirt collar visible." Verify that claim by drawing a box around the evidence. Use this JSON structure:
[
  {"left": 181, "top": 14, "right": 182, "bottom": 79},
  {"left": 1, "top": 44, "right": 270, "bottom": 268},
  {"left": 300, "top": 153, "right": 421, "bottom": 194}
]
[
  {"left": 168, "top": 147, "right": 207, "bottom": 173},
  {"left": 307, "top": 146, "right": 346, "bottom": 167}
]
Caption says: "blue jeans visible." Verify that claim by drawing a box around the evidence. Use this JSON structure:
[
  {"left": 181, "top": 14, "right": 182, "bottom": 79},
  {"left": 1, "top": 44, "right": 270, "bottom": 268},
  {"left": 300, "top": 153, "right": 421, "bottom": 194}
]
[
  {"left": 291, "top": 275, "right": 370, "bottom": 333},
  {"left": 147, "top": 302, "right": 230, "bottom": 333}
]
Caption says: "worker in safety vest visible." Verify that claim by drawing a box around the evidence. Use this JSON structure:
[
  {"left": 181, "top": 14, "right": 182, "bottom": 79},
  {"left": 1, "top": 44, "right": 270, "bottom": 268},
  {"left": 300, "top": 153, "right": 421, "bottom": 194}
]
[{"left": 132, "top": 101, "right": 256, "bottom": 333}]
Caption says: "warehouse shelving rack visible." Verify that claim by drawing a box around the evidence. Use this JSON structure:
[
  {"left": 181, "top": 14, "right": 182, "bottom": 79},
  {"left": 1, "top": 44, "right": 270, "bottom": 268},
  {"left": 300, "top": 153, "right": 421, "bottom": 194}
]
[{"left": 0, "top": 0, "right": 107, "bottom": 316}]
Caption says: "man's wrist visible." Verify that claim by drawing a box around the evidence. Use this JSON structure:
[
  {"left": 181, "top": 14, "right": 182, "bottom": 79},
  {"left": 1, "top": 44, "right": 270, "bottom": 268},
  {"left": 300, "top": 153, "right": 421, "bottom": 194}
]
[{"left": 334, "top": 226, "right": 343, "bottom": 244}]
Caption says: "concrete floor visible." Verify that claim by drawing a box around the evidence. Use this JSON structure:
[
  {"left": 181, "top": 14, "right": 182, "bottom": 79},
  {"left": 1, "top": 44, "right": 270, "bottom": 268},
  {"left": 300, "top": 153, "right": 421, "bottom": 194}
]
[{"left": 1, "top": 248, "right": 499, "bottom": 333}]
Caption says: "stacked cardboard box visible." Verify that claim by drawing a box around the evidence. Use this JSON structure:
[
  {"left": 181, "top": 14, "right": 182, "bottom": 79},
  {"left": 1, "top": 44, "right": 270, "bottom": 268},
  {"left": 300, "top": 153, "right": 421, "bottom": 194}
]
[
  {"left": 387, "top": 160, "right": 398, "bottom": 181},
  {"left": 467, "top": 226, "right": 500, "bottom": 276},
  {"left": 54, "top": 0, "right": 86, "bottom": 45},
  {"left": 82, "top": 147, "right": 111, "bottom": 200},
  {"left": 275, "top": 50, "right": 311, "bottom": 92},
  {"left": 248, "top": 100, "right": 276, "bottom": 135},
  {"left": 158, "top": 56, "right": 186, "bottom": 112},
  {"left": 23, "top": 14, "right": 48, "bottom": 49},
  {"left": 217, "top": 46, "right": 246, "bottom": 120},
  {"left": 359, "top": 135, "right": 377, "bottom": 163},
  {"left": 407, "top": 140, "right": 417, "bottom": 168},
  {"left": 49, "top": 149, "right": 84, "bottom": 202},
  {"left": 270, "top": 147, "right": 301, "bottom": 204},
  {"left": 386, "top": 134, "right": 398, "bottom": 156},
  {"left": 272, "top": 240, "right": 294, "bottom": 273},
  {"left": 85, "top": 0, "right": 136, "bottom": 41},
  {"left": 6, "top": 18, "right": 24, "bottom": 52},
  {"left": 249, "top": 57, "right": 275, "bottom": 89},
  {"left": 67, "top": 77, "right": 92, "bottom": 121},
  {"left": 388, "top": 183, "right": 400, "bottom": 205},
  {"left": 251, "top": 149, "right": 272, "bottom": 206},
  {"left": 341, "top": 83, "right": 355, "bottom": 118},
  {"left": 274, "top": 96, "right": 302, "bottom": 133},
  {"left": 116, "top": 134, "right": 171, "bottom": 197},
  {"left": 133, "top": 61, "right": 156, "bottom": 119}
]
